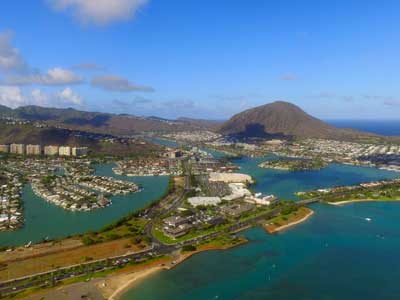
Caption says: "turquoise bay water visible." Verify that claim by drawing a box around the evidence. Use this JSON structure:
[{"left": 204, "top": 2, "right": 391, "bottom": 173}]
[
  {"left": 123, "top": 157, "right": 400, "bottom": 300},
  {"left": 0, "top": 164, "right": 168, "bottom": 246},
  {"left": 234, "top": 156, "right": 399, "bottom": 200}
]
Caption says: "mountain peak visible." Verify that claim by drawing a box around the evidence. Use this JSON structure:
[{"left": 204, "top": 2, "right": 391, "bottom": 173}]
[{"left": 219, "top": 101, "right": 372, "bottom": 139}]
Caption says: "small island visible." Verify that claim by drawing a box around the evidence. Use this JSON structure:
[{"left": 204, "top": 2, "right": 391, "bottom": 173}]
[{"left": 259, "top": 158, "right": 328, "bottom": 171}]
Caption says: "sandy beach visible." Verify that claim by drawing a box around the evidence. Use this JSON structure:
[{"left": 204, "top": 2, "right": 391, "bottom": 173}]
[
  {"left": 107, "top": 266, "right": 164, "bottom": 300},
  {"left": 99, "top": 239, "right": 248, "bottom": 300},
  {"left": 265, "top": 208, "right": 314, "bottom": 234},
  {"left": 97, "top": 255, "right": 174, "bottom": 300}
]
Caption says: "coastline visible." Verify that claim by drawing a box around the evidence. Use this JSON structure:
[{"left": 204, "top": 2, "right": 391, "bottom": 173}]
[
  {"left": 101, "top": 238, "right": 248, "bottom": 300},
  {"left": 328, "top": 199, "right": 400, "bottom": 206},
  {"left": 264, "top": 208, "right": 314, "bottom": 234},
  {"left": 106, "top": 265, "right": 165, "bottom": 300}
]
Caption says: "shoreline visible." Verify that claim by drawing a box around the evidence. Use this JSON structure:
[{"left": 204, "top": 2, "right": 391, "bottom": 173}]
[
  {"left": 328, "top": 198, "right": 400, "bottom": 206},
  {"left": 264, "top": 208, "right": 314, "bottom": 234},
  {"left": 107, "top": 266, "right": 164, "bottom": 300},
  {"left": 102, "top": 239, "right": 248, "bottom": 300}
]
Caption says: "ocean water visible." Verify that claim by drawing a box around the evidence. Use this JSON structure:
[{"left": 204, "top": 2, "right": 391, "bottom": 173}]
[
  {"left": 0, "top": 164, "right": 169, "bottom": 246},
  {"left": 327, "top": 120, "right": 400, "bottom": 136},
  {"left": 123, "top": 157, "right": 400, "bottom": 300}
]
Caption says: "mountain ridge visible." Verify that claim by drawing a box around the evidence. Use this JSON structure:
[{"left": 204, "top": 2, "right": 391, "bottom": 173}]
[
  {"left": 0, "top": 104, "right": 217, "bottom": 135},
  {"left": 0, "top": 102, "right": 398, "bottom": 142}
]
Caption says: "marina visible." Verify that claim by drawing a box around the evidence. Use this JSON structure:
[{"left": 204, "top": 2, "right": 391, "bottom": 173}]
[{"left": 0, "top": 164, "right": 169, "bottom": 246}]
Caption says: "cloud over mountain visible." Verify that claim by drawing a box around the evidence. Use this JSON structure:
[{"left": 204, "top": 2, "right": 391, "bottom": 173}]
[
  {"left": 0, "top": 85, "right": 83, "bottom": 108},
  {"left": 0, "top": 86, "right": 25, "bottom": 108}
]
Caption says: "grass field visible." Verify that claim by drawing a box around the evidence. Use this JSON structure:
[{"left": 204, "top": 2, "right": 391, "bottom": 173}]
[
  {"left": 0, "top": 238, "right": 148, "bottom": 281},
  {"left": 264, "top": 207, "right": 313, "bottom": 233}
]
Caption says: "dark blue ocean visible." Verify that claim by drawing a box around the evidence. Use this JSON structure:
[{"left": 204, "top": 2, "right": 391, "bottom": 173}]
[{"left": 327, "top": 120, "right": 400, "bottom": 136}]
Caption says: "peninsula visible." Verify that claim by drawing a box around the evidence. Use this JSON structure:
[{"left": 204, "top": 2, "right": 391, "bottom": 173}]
[{"left": 296, "top": 179, "right": 400, "bottom": 204}]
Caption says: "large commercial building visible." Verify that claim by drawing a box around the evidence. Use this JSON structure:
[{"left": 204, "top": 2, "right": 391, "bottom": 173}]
[
  {"left": 72, "top": 147, "right": 88, "bottom": 157},
  {"left": 208, "top": 172, "right": 253, "bottom": 184},
  {"left": 44, "top": 145, "right": 59, "bottom": 156},
  {"left": 10, "top": 144, "right": 25, "bottom": 155},
  {"left": 0, "top": 145, "right": 10, "bottom": 153},
  {"left": 188, "top": 196, "right": 221, "bottom": 207},
  {"left": 59, "top": 146, "right": 71, "bottom": 157},
  {"left": 26, "top": 144, "right": 42, "bottom": 155}
]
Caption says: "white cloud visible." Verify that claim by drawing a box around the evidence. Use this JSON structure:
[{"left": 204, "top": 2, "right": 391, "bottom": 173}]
[
  {"left": 0, "top": 31, "right": 84, "bottom": 86},
  {"left": 0, "top": 32, "right": 28, "bottom": 72},
  {"left": 0, "top": 86, "right": 25, "bottom": 108},
  {"left": 91, "top": 75, "right": 154, "bottom": 92},
  {"left": 0, "top": 86, "right": 83, "bottom": 109},
  {"left": 6, "top": 67, "right": 84, "bottom": 86},
  {"left": 31, "top": 88, "right": 49, "bottom": 106},
  {"left": 50, "top": 0, "right": 149, "bottom": 26},
  {"left": 57, "top": 87, "right": 82, "bottom": 105}
]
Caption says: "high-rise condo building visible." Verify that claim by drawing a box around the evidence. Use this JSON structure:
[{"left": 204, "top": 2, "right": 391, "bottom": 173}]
[
  {"left": 26, "top": 144, "right": 42, "bottom": 155},
  {"left": 44, "top": 145, "right": 59, "bottom": 156},
  {"left": 59, "top": 146, "right": 71, "bottom": 156},
  {"left": 72, "top": 147, "right": 88, "bottom": 157},
  {"left": 10, "top": 144, "right": 25, "bottom": 155}
]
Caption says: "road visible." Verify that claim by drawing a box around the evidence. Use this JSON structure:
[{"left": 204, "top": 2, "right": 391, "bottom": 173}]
[{"left": 144, "top": 158, "right": 192, "bottom": 247}]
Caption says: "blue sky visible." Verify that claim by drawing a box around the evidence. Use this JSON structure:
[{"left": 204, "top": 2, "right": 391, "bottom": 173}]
[{"left": 0, "top": 0, "right": 399, "bottom": 120}]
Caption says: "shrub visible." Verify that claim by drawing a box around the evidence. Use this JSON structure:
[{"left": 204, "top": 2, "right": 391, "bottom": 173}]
[
  {"left": 182, "top": 245, "right": 197, "bottom": 252},
  {"left": 82, "top": 236, "right": 95, "bottom": 246}
]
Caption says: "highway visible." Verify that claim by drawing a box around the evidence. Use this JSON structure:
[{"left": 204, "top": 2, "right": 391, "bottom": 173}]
[{"left": 144, "top": 159, "right": 192, "bottom": 247}]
